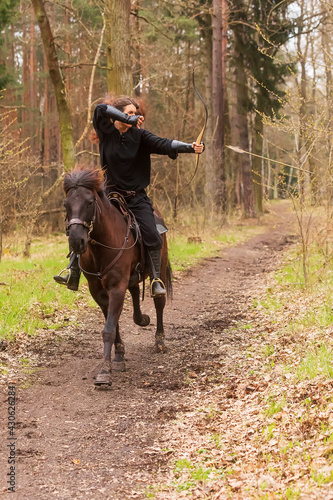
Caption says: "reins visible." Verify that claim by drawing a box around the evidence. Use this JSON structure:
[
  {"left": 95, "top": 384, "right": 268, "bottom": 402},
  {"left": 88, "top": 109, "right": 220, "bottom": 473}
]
[
  {"left": 88, "top": 215, "right": 139, "bottom": 252},
  {"left": 79, "top": 214, "right": 132, "bottom": 280}
]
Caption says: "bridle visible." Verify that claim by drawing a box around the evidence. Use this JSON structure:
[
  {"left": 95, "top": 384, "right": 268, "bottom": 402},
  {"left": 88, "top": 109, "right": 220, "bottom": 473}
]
[
  {"left": 66, "top": 217, "right": 95, "bottom": 237},
  {"left": 66, "top": 197, "right": 100, "bottom": 238}
]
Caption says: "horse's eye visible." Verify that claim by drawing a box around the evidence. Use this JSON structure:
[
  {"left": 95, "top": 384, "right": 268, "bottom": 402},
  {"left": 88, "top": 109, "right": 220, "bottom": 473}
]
[
  {"left": 87, "top": 201, "right": 93, "bottom": 207},
  {"left": 63, "top": 200, "right": 67, "bottom": 207}
]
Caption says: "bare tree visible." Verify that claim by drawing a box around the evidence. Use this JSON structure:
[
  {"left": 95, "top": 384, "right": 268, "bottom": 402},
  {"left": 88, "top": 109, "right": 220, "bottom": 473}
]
[
  {"left": 211, "top": 0, "right": 226, "bottom": 212},
  {"left": 31, "top": 0, "right": 75, "bottom": 171}
]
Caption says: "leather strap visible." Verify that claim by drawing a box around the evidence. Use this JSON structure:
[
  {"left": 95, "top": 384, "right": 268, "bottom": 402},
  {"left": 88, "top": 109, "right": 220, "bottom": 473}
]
[
  {"left": 96, "top": 215, "right": 132, "bottom": 280},
  {"left": 67, "top": 218, "right": 91, "bottom": 229}
]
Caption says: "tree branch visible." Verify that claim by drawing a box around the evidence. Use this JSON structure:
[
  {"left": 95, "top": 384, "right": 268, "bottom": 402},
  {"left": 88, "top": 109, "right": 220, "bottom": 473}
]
[{"left": 75, "top": 14, "right": 105, "bottom": 149}]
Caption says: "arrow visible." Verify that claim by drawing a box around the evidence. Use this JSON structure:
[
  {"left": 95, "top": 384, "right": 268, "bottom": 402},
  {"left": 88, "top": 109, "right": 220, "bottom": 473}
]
[{"left": 226, "top": 145, "right": 315, "bottom": 175}]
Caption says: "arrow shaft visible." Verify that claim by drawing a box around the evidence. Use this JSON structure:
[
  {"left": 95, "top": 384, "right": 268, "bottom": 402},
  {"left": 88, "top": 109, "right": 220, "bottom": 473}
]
[{"left": 226, "top": 145, "right": 315, "bottom": 175}]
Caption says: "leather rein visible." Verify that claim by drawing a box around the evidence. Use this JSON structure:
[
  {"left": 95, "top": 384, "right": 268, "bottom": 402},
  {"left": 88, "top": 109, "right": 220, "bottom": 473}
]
[{"left": 66, "top": 198, "right": 138, "bottom": 280}]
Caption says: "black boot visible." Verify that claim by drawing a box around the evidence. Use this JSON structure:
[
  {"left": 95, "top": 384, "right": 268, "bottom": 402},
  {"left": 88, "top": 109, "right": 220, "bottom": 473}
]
[
  {"left": 148, "top": 249, "right": 166, "bottom": 298},
  {"left": 53, "top": 253, "right": 81, "bottom": 291}
]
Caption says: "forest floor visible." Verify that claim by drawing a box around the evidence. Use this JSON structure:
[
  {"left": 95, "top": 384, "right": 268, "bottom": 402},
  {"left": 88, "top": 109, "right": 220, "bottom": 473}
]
[{"left": 1, "top": 201, "right": 332, "bottom": 499}]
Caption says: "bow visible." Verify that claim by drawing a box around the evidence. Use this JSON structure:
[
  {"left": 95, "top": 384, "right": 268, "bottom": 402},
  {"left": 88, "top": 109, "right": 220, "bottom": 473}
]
[
  {"left": 175, "top": 71, "right": 208, "bottom": 197},
  {"left": 192, "top": 69, "right": 208, "bottom": 175}
]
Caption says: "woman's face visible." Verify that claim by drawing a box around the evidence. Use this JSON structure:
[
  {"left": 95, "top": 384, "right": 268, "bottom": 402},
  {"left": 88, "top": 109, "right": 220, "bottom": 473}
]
[
  {"left": 123, "top": 104, "right": 137, "bottom": 116},
  {"left": 114, "top": 104, "right": 137, "bottom": 134}
]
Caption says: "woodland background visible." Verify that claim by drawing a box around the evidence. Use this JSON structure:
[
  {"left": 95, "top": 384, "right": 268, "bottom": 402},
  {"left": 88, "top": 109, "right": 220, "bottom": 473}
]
[{"left": 0, "top": 0, "right": 332, "bottom": 252}]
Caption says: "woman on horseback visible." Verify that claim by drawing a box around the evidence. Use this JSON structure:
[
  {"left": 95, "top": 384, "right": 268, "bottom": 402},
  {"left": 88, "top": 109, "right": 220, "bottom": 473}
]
[{"left": 54, "top": 96, "right": 204, "bottom": 297}]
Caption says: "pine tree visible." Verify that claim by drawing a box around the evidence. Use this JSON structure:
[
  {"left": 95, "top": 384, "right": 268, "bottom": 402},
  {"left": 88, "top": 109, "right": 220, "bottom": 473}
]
[{"left": 230, "top": 0, "right": 295, "bottom": 212}]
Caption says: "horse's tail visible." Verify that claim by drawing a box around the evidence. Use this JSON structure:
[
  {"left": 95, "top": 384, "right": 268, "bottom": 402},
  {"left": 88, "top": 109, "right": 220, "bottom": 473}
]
[
  {"left": 165, "top": 258, "right": 173, "bottom": 301},
  {"left": 160, "top": 229, "right": 172, "bottom": 300}
]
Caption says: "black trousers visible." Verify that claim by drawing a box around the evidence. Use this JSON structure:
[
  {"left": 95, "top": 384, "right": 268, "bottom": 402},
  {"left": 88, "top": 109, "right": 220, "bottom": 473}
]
[{"left": 127, "top": 192, "right": 162, "bottom": 250}]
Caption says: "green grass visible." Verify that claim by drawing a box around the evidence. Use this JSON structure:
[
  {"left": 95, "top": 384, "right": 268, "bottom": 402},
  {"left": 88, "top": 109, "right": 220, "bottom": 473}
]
[
  {"left": 168, "top": 224, "right": 264, "bottom": 272},
  {"left": 283, "top": 487, "right": 301, "bottom": 499},
  {"left": 262, "top": 423, "right": 276, "bottom": 440},
  {"left": 168, "top": 236, "right": 215, "bottom": 271},
  {"left": 263, "top": 344, "right": 275, "bottom": 358},
  {"left": 297, "top": 344, "right": 333, "bottom": 380},
  {"left": 172, "top": 458, "right": 212, "bottom": 492},
  {"left": 255, "top": 242, "right": 333, "bottom": 334},
  {"left": 0, "top": 235, "right": 88, "bottom": 339},
  {"left": 266, "top": 396, "right": 285, "bottom": 417},
  {"left": 311, "top": 468, "right": 333, "bottom": 485},
  {"left": 253, "top": 243, "right": 333, "bottom": 384}
]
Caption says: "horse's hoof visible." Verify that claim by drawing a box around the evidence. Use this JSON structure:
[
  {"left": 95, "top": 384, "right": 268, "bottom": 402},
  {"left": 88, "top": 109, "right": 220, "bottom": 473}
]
[
  {"left": 94, "top": 368, "right": 112, "bottom": 386},
  {"left": 133, "top": 313, "right": 150, "bottom": 327},
  {"left": 112, "top": 360, "right": 126, "bottom": 372},
  {"left": 155, "top": 340, "right": 167, "bottom": 353}
]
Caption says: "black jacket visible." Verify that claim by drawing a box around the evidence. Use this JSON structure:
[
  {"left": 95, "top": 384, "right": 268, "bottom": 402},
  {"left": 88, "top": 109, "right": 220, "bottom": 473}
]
[{"left": 93, "top": 104, "right": 177, "bottom": 191}]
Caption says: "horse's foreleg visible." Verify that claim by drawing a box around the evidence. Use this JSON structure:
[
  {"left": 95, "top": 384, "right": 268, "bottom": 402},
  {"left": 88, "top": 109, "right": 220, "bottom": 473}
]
[
  {"left": 89, "top": 282, "right": 109, "bottom": 319},
  {"left": 113, "top": 323, "right": 126, "bottom": 372},
  {"left": 154, "top": 295, "right": 166, "bottom": 352},
  {"left": 129, "top": 284, "right": 150, "bottom": 327},
  {"left": 95, "top": 287, "right": 126, "bottom": 386}
]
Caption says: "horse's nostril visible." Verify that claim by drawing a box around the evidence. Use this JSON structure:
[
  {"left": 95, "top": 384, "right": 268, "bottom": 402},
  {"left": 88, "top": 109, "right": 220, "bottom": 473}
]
[
  {"left": 69, "top": 234, "right": 87, "bottom": 254},
  {"left": 76, "top": 239, "right": 85, "bottom": 252}
]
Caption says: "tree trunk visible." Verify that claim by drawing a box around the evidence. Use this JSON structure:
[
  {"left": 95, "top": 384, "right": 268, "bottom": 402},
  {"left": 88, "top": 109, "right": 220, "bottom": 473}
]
[
  {"left": 233, "top": 33, "right": 255, "bottom": 218},
  {"left": 222, "top": 0, "right": 234, "bottom": 212},
  {"left": 266, "top": 140, "right": 272, "bottom": 198},
  {"left": 131, "top": 0, "right": 141, "bottom": 97},
  {"left": 31, "top": 0, "right": 75, "bottom": 171},
  {"left": 321, "top": 24, "right": 332, "bottom": 204},
  {"left": 273, "top": 165, "right": 278, "bottom": 199},
  {"left": 105, "top": 0, "right": 133, "bottom": 95},
  {"left": 29, "top": 6, "right": 37, "bottom": 148},
  {"left": 212, "top": 0, "right": 226, "bottom": 212},
  {"left": 42, "top": 52, "right": 50, "bottom": 165},
  {"left": 204, "top": 22, "right": 214, "bottom": 216},
  {"left": 253, "top": 109, "right": 263, "bottom": 212},
  {"left": 22, "top": 19, "right": 29, "bottom": 143},
  {"left": 295, "top": 0, "right": 308, "bottom": 199}
]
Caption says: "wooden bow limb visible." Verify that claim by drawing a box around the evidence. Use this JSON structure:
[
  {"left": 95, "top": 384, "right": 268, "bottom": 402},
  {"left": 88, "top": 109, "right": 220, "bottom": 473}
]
[
  {"left": 193, "top": 70, "right": 208, "bottom": 175},
  {"left": 176, "top": 71, "right": 208, "bottom": 196},
  {"left": 226, "top": 145, "right": 315, "bottom": 175}
]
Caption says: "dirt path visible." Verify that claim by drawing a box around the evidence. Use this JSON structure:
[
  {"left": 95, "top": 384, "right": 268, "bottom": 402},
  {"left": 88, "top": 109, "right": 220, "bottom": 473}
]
[{"left": 0, "top": 203, "right": 296, "bottom": 499}]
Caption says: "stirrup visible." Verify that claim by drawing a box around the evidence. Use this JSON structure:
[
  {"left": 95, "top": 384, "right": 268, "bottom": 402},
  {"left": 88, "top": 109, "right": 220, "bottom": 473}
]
[
  {"left": 150, "top": 278, "right": 166, "bottom": 298},
  {"left": 54, "top": 268, "right": 71, "bottom": 284}
]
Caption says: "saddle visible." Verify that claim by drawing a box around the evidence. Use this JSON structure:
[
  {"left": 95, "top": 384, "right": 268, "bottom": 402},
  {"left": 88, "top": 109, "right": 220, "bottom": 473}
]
[{"left": 108, "top": 189, "right": 168, "bottom": 235}]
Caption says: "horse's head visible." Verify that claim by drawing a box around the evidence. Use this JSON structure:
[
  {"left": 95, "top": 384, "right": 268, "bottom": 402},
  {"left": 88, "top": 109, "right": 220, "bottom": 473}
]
[{"left": 63, "top": 169, "right": 104, "bottom": 254}]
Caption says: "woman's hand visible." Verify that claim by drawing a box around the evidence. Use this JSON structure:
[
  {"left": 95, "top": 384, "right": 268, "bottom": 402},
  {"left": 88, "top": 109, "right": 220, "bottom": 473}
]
[
  {"left": 192, "top": 142, "right": 205, "bottom": 154},
  {"left": 136, "top": 115, "right": 145, "bottom": 128}
]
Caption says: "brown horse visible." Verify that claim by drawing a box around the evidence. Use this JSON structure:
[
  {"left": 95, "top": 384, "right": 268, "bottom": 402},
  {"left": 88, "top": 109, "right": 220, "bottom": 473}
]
[{"left": 63, "top": 168, "right": 172, "bottom": 386}]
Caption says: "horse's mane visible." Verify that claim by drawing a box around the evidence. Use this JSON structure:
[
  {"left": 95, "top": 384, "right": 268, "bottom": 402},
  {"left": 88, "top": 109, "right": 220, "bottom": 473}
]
[{"left": 64, "top": 168, "right": 105, "bottom": 195}]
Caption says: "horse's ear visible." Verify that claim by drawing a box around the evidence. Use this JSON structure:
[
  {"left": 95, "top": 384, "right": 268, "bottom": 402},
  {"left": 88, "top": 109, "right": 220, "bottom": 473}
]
[
  {"left": 97, "top": 187, "right": 106, "bottom": 199},
  {"left": 96, "top": 169, "right": 106, "bottom": 196},
  {"left": 63, "top": 173, "right": 72, "bottom": 194},
  {"left": 97, "top": 168, "right": 105, "bottom": 186}
]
